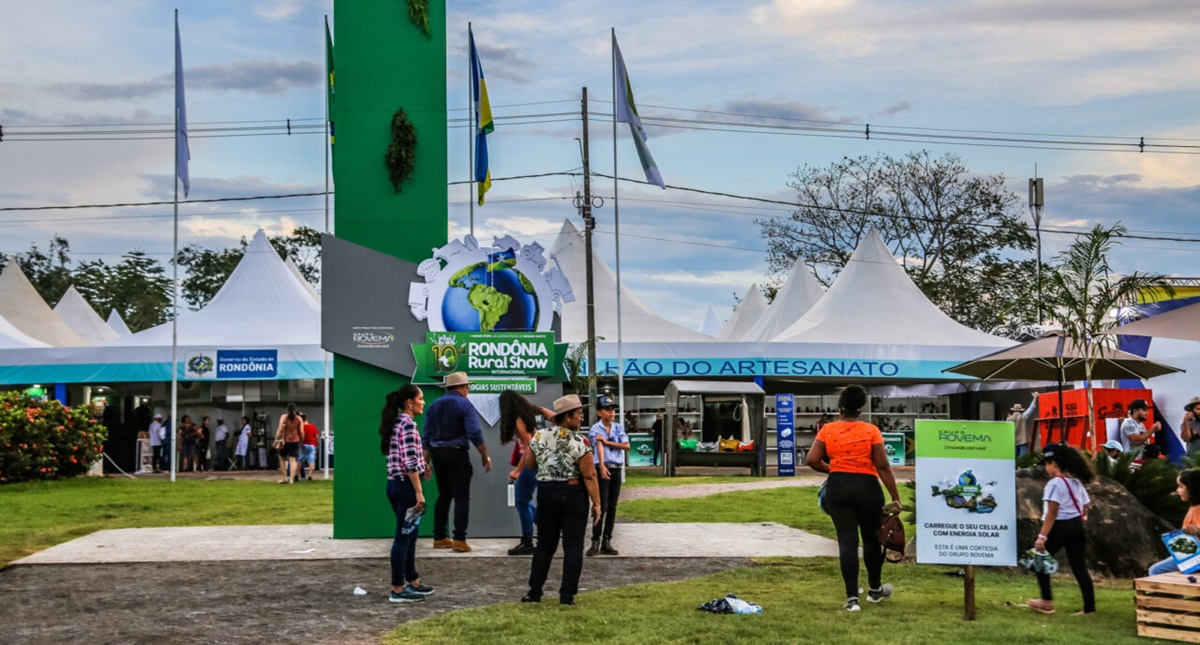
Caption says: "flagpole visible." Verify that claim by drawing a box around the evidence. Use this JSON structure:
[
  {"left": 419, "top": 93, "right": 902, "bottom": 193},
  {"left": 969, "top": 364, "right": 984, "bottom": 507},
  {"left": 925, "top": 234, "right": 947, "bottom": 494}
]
[
  {"left": 170, "top": 8, "right": 181, "bottom": 483},
  {"left": 468, "top": 23, "right": 475, "bottom": 237},
  {"left": 322, "top": 14, "right": 332, "bottom": 481},
  {"left": 611, "top": 28, "right": 626, "bottom": 434}
]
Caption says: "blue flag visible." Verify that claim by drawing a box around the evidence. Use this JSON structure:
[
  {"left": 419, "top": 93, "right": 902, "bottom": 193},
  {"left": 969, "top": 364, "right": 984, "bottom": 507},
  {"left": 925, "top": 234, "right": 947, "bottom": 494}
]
[{"left": 175, "top": 14, "right": 190, "bottom": 197}]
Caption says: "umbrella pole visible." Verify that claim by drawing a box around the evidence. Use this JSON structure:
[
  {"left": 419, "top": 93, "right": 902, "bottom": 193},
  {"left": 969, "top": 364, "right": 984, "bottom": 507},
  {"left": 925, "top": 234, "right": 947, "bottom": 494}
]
[{"left": 1057, "top": 378, "right": 1066, "bottom": 445}]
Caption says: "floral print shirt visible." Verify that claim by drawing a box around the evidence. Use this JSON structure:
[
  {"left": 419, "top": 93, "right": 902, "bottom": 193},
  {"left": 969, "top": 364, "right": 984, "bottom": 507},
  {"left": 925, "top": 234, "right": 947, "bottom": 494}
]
[{"left": 530, "top": 426, "right": 591, "bottom": 482}]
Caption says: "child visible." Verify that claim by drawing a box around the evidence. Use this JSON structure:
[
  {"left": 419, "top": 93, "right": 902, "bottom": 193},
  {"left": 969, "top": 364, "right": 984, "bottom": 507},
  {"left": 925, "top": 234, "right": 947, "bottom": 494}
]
[
  {"left": 1028, "top": 443, "right": 1095, "bottom": 615},
  {"left": 1149, "top": 469, "right": 1200, "bottom": 575}
]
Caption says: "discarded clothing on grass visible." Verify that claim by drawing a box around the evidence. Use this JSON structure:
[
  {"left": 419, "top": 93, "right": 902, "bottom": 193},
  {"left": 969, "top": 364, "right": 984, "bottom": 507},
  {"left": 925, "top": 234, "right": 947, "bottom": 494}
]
[{"left": 697, "top": 593, "right": 763, "bottom": 614}]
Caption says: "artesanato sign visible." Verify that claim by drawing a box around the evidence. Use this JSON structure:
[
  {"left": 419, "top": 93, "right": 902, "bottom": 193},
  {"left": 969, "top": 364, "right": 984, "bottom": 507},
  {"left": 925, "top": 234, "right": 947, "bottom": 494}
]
[
  {"left": 915, "top": 419, "right": 1016, "bottom": 566},
  {"left": 408, "top": 233, "right": 573, "bottom": 385}
]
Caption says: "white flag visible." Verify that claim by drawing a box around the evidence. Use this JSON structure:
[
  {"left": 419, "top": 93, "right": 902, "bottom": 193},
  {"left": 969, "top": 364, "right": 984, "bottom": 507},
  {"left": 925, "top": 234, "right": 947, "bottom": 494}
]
[{"left": 613, "top": 33, "right": 664, "bottom": 189}]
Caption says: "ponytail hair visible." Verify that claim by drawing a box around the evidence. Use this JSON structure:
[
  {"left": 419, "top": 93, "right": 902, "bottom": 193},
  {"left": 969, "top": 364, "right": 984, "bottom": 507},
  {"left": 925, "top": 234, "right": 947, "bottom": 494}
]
[
  {"left": 286, "top": 402, "right": 298, "bottom": 421},
  {"left": 379, "top": 384, "right": 422, "bottom": 455}
]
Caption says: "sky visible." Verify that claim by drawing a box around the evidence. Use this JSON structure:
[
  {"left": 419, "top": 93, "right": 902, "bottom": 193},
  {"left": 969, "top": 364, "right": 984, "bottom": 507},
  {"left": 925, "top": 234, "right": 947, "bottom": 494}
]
[{"left": 2, "top": 0, "right": 1199, "bottom": 331}]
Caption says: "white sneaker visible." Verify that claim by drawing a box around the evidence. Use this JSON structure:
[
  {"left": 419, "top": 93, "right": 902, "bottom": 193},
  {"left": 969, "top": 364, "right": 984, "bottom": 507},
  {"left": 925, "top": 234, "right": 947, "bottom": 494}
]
[
  {"left": 867, "top": 584, "right": 893, "bottom": 603},
  {"left": 844, "top": 597, "right": 861, "bottom": 612}
]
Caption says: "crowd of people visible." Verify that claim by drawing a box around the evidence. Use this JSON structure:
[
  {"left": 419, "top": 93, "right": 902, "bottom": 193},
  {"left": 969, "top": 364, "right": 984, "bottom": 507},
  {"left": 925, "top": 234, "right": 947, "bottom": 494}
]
[{"left": 144, "top": 407, "right": 322, "bottom": 479}]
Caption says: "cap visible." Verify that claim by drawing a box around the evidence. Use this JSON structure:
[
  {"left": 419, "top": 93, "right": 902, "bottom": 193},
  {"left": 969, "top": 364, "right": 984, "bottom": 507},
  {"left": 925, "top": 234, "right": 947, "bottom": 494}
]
[
  {"left": 1040, "top": 443, "right": 1064, "bottom": 464},
  {"left": 596, "top": 395, "right": 617, "bottom": 409},
  {"left": 1130, "top": 399, "right": 1151, "bottom": 411},
  {"left": 153, "top": 413, "right": 163, "bottom": 419},
  {"left": 1101, "top": 440, "right": 1124, "bottom": 453}
]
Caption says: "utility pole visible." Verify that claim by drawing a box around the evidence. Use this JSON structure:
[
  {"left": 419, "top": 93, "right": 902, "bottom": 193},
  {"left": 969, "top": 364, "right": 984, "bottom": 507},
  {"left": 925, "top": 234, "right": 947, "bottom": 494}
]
[
  {"left": 574, "top": 87, "right": 602, "bottom": 420},
  {"left": 1028, "top": 171, "right": 1045, "bottom": 326}
]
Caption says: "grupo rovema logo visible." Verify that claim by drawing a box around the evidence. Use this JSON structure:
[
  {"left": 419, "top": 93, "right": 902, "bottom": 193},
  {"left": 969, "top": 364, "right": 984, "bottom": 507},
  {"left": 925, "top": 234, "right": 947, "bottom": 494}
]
[
  {"left": 352, "top": 328, "right": 395, "bottom": 347},
  {"left": 408, "top": 233, "right": 574, "bottom": 333}
]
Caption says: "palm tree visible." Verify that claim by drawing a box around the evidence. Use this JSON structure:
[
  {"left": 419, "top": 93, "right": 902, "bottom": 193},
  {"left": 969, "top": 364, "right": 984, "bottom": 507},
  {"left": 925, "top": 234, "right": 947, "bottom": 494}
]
[{"left": 1045, "top": 224, "right": 1173, "bottom": 450}]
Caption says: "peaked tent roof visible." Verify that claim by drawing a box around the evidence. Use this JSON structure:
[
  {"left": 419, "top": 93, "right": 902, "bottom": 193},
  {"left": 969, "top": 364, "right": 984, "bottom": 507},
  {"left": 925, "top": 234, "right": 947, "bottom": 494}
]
[
  {"left": 107, "top": 309, "right": 133, "bottom": 336},
  {"left": 717, "top": 284, "right": 769, "bottom": 341},
  {"left": 744, "top": 257, "right": 825, "bottom": 341},
  {"left": 107, "top": 230, "right": 320, "bottom": 347},
  {"left": 774, "top": 228, "right": 1011, "bottom": 347},
  {"left": 285, "top": 257, "right": 321, "bottom": 305},
  {"left": 54, "top": 286, "right": 119, "bottom": 345},
  {"left": 697, "top": 305, "right": 721, "bottom": 337},
  {"left": 0, "top": 313, "right": 50, "bottom": 348},
  {"left": 0, "top": 260, "right": 87, "bottom": 346},
  {"left": 548, "top": 219, "right": 714, "bottom": 343}
]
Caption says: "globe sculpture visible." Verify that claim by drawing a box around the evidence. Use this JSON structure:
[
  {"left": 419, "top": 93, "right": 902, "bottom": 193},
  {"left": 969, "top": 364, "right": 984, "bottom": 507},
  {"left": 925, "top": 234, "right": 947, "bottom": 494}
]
[{"left": 441, "top": 260, "right": 539, "bottom": 332}]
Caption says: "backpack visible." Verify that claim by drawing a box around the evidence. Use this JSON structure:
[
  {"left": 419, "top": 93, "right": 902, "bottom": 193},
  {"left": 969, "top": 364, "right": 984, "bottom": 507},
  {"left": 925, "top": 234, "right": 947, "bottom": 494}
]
[{"left": 878, "top": 510, "right": 906, "bottom": 563}]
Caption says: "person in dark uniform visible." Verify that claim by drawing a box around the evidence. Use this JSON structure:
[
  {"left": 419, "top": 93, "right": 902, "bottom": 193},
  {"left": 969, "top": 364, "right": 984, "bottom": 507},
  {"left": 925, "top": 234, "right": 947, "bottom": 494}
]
[{"left": 422, "top": 372, "right": 492, "bottom": 552}]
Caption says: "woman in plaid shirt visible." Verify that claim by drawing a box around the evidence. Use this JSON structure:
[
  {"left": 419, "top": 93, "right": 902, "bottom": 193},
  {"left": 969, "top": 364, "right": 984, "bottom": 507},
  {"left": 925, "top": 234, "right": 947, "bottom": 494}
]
[{"left": 379, "top": 384, "right": 433, "bottom": 603}]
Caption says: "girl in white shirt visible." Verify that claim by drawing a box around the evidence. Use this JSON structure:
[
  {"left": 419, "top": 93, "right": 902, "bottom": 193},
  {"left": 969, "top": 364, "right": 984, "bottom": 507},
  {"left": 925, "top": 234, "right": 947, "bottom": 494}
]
[{"left": 1027, "top": 444, "right": 1095, "bottom": 616}]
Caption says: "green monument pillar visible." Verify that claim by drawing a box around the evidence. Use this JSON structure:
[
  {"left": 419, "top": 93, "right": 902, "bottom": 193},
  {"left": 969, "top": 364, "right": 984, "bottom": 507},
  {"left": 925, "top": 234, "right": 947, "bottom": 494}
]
[{"left": 333, "top": 1, "right": 447, "bottom": 538}]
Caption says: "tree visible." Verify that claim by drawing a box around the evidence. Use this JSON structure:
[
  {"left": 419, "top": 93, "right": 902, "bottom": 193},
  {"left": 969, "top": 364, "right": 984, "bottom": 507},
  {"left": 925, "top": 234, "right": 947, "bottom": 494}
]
[
  {"left": 0, "top": 235, "right": 73, "bottom": 306},
  {"left": 1044, "top": 224, "right": 1173, "bottom": 450},
  {"left": 757, "top": 151, "right": 1038, "bottom": 333},
  {"left": 175, "top": 227, "right": 322, "bottom": 309},
  {"left": 73, "top": 251, "right": 173, "bottom": 332}
]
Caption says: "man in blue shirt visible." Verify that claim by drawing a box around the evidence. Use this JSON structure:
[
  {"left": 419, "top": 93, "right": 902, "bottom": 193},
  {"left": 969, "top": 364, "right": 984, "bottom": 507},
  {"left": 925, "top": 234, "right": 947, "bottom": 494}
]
[
  {"left": 422, "top": 372, "right": 492, "bottom": 552},
  {"left": 587, "top": 395, "right": 629, "bottom": 556}
]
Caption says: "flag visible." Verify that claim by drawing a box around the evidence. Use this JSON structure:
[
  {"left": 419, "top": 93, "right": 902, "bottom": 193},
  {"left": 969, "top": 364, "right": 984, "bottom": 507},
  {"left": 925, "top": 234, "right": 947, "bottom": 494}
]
[
  {"left": 613, "top": 34, "right": 664, "bottom": 189},
  {"left": 325, "top": 21, "right": 335, "bottom": 167},
  {"left": 469, "top": 28, "right": 493, "bottom": 206},
  {"left": 175, "top": 14, "right": 190, "bottom": 198}
]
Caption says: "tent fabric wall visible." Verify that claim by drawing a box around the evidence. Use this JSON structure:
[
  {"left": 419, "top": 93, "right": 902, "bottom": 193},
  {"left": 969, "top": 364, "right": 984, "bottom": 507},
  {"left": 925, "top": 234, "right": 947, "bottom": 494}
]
[
  {"left": 0, "top": 314, "right": 49, "bottom": 349},
  {"left": 744, "top": 257, "right": 824, "bottom": 342},
  {"left": 106, "top": 310, "right": 133, "bottom": 336},
  {"left": 716, "top": 284, "right": 768, "bottom": 341}
]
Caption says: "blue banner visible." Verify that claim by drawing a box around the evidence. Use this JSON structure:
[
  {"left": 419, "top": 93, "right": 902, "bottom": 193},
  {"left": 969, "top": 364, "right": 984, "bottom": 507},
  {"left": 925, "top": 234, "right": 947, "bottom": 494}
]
[
  {"left": 216, "top": 349, "right": 278, "bottom": 379},
  {"left": 776, "top": 394, "right": 795, "bottom": 477},
  {"left": 596, "top": 357, "right": 960, "bottom": 380}
]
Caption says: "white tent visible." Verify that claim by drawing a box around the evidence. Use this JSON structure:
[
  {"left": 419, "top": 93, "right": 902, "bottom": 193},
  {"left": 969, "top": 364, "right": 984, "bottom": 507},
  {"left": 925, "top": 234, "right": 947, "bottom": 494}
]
[
  {"left": 0, "top": 314, "right": 49, "bottom": 349},
  {"left": 696, "top": 305, "right": 721, "bottom": 337},
  {"left": 774, "top": 228, "right": 1012, "bottom": 348},
  {"left": 744, "top": 257, "right": 825, "bottom": 341},
  {"left": 107, "top": 309, "right": 133, "bottom": 336},
  {"left": 286, "top": 257, "right": 320, "bottom": 305},
  {"left": 0, "top": 230, "right": 325, "bottom": 384},
  {"left": 0, "top": 260, "right": 87, "bottom": 346},
  {"left": 548, "top": 219, "right": 714, "bottom": 343},
  {"left": 54, "top": 286, "right": 119, "bottom": 345},
  {"left": 717, "top": 284, "right": 769, "bottom": 341}
]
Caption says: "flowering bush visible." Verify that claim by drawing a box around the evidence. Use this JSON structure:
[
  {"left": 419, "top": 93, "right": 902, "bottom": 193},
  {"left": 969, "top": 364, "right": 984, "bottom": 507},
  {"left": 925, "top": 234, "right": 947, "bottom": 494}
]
[{"left": 0, "top": 391, "right": 107, "bottom": 483}]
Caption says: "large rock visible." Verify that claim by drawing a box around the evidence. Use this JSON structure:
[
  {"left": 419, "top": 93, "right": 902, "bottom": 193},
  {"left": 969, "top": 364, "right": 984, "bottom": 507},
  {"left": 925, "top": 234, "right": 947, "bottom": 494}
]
[{"left": 1016, "top": 468, "right": 1174, "bottom": 578}]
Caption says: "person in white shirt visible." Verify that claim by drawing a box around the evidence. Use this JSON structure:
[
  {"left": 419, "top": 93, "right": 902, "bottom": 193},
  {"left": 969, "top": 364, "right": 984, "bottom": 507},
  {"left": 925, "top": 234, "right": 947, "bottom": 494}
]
[
  {"left": 213, "top": 419, "right": 230, "bottom": 471},
  {"left": 1119, "top": 399, "right": 1159, "bottom": 459},
  {"left": 234, "top": 417, "right": 251, "bottom": 470},
  {"left": 1027, "top": 443, "right": 1095, "bottom": 615},
  {"left": 148, "top": 413, "right": 164, "bottom": 473}
]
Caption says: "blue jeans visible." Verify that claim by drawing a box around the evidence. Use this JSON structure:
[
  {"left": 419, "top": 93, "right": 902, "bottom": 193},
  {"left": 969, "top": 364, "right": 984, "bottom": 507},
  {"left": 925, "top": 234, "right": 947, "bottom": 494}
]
[
  {"left": 515, "top": 468, "right": 538, "bottom": 539},
  {"left": 386, "top": 477, "right": 420, "bottom": 587},
  {"left": 1016, "top": 444, "right": 1029, "bottom": 458},
  {"left": 1150, "top": 557, "right": 1179, "bottom": 575}
]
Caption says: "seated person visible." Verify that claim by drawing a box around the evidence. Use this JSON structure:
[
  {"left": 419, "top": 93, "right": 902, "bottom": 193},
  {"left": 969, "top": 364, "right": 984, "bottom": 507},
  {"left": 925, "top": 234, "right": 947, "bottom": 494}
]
[
  {"left": 1101, "top": 440, "right": 1123, "bottom": 460},
  {"left": 1149, "top": 469, "right": 1200, "bottom": 575}
]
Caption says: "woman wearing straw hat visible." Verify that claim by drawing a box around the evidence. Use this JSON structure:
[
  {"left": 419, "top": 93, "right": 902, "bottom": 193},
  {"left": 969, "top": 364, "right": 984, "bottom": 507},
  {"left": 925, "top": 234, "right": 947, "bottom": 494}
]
[{"left": 520, "top": 394, "right": 601, "bottom": 606}]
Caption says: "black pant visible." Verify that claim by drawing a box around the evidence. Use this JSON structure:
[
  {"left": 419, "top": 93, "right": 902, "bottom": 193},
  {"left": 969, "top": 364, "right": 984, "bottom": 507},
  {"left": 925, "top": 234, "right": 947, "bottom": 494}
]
[
  {"left": 151, "top": 446, "right": 163, "bottom": 471},
  {"left": 528, "top": 481, "right": 589, "bottom": 602},
  {"left": 1036, "top": 516, "right": 1095, "bottom": 612},
  {"left": 592, "top": 465, "right": 623, "bottom": 541},
  {"left": 825, "top": 472, "right": 885, "bottom": 599},
  {"left": 431, "top": 447, "right": 473, "bottom": 541}
]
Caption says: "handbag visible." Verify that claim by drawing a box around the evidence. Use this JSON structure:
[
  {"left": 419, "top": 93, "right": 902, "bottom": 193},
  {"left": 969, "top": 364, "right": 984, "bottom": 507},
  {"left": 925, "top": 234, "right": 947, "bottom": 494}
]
[{"left": 877, "top": 509, "right": 906, "bottom": 563}]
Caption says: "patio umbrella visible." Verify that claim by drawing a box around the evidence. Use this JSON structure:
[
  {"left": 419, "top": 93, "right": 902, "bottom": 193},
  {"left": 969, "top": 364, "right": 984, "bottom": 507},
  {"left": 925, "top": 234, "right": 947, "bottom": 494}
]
[
  {"left": 943, "top": 331, "right": 1183, "bottom": 444},
  {"left": 1108, "top": 300, "right": 1200, "bottom": 341}
]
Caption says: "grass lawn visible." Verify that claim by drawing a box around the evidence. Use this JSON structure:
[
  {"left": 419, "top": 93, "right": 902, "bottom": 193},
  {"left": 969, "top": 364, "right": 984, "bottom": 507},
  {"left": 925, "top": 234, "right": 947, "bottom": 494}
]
[
  {"left": 0, "top": 477, "right": 332, "bottom": 568},
  {"left": 385, "top": 557, "right": 1146, "bottom": 645}
]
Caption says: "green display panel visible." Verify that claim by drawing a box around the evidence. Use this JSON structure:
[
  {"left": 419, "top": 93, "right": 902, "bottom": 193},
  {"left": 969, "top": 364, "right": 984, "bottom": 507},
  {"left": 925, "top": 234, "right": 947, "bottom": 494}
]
[{"left": 333, "top": 0, "right": 448, "bottom": 538}]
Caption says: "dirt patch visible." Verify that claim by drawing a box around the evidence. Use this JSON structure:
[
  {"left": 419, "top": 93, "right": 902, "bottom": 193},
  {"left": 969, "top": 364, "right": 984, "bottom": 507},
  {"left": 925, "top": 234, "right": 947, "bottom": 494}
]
[{"left": 0, "top": 557, "right": 748, "bottom": 645}]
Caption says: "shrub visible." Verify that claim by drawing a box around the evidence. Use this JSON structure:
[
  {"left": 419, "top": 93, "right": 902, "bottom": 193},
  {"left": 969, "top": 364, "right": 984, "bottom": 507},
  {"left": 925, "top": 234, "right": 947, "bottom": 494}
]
[{"left": 0, "top": 391, "right": 107, "bottom": 483}]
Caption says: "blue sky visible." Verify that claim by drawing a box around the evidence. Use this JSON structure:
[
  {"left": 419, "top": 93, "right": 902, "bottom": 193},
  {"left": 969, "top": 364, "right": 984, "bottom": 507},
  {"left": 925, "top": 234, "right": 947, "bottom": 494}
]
[{"left": 2, "top": 0, "right": 1199, "bottom": 329}]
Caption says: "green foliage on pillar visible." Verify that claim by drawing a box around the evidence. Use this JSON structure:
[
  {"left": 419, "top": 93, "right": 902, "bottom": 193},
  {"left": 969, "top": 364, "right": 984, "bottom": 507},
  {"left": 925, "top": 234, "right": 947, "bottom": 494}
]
[{"left": 333, "top": 0, "right": 447, "bottom": 539}]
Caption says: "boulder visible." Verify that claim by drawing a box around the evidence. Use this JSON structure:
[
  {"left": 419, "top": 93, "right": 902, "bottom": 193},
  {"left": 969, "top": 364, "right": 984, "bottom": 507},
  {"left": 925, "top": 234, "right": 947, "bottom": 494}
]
[{"left": 1016, "top": 468, "right": 1175, "bottom": 578}]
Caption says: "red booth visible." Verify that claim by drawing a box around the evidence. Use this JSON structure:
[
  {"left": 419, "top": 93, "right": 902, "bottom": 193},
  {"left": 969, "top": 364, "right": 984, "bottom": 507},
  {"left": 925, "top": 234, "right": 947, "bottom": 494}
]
[{"left": 1036, "top": 387, "right": 1156, "bottom": 449}]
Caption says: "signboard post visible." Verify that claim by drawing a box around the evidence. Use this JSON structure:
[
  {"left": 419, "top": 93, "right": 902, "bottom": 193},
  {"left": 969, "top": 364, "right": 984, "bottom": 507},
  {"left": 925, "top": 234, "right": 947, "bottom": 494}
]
[
  {"left": 776, "top": 394, "right": 795, "bottom": 477},
  {"left": 915, "top": 419, "right": 1016, "bottom": 620},
  {"left": 627, "top": 434, "right": 656, "bottom": 467},
  {"left": 882, "top": 432, "right": 905, "bottom": 467}
]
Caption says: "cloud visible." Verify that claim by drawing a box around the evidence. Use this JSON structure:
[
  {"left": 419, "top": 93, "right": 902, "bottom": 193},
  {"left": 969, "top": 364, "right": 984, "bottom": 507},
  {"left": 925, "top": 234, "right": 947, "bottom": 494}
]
[
  {"left": 253, "top": 0, "right": 305, "bottom": 20},
  {"left": 871, "top": 101, "right": 911, "bottom": 118},
  {"left": 711, "top": 99, "right": 849, "bottom": 125},
  {"left": 458, "top": 41, "right": 536, "bottom": 84},
  {"left": 47, "top": 61, "right": 321, "bottom": 101}
]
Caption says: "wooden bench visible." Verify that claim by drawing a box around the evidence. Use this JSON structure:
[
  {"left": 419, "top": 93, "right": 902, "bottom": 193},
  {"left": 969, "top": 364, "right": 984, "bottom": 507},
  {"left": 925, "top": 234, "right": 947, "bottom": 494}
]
[{"left": 1136, "top": 572, "right": 1200, "bottom": 642}]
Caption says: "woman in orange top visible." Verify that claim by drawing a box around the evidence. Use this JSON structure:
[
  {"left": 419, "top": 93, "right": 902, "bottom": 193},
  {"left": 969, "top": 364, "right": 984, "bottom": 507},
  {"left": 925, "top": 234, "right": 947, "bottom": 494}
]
[{"left": 806, "top": 384, "right": 902, "bottom": 612}]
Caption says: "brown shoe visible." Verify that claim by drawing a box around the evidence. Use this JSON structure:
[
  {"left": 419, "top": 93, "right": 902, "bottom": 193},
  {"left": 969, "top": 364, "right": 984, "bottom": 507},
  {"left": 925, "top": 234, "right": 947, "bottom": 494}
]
[
  {"left": 1027, "top": 599, "right": 1055, "bottom": 614},
  {"left": 432, "top": 538, "right": 453, "bottom": 549},
  {"left": 451, "top": 540, "right": 473, "bottom": 552}
]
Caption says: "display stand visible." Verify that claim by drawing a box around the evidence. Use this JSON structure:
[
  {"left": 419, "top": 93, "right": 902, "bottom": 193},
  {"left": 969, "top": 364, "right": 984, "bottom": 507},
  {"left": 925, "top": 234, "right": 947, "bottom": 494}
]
[{"left": 662, "top": 380, "right": 766, "bottom": 476}]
